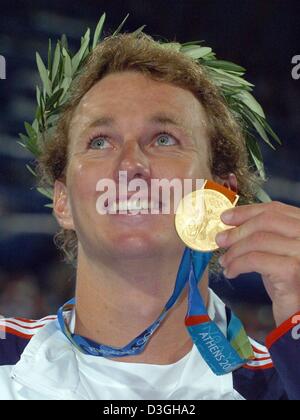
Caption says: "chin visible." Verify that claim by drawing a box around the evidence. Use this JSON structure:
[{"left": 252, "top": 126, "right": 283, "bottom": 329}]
[
  {"left": 107, "top": 233, "right": 165, "bottom": 259},
  {"left": 82, "top": 213, "right": 180, "bottom": 259}
]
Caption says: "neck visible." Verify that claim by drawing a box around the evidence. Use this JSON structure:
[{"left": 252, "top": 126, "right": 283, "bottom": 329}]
[{"left": 74, "top": 247, "right": 209, "bottom": 365}]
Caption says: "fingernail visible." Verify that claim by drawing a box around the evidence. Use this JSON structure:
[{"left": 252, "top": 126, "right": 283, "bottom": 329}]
[
  {"left": 223, "top": 268, "right": 232, "bottom": 278},
  {"left": 221, "top": 210, "right": 233, "bottom": 223},
  {"left": 218, "top": 255, "right": 225, "bottom": 266},
  {"left": 215, "top": 231, "right": 228, "bottom": 246}
]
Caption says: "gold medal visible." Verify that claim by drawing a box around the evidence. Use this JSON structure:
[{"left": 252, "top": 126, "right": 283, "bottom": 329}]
[{"left": 175, "top": 180, "right": 239, "bottom": 252}]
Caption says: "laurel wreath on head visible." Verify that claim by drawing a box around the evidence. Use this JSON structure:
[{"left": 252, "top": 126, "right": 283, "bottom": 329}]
[{"left": 18, "top": 13, "right": 281, "bottom": 205}]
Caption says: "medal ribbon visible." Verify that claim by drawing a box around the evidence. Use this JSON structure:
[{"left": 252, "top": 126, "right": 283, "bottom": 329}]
[{"left": 57, "top": 248, "right": 254, "bottom": 375}]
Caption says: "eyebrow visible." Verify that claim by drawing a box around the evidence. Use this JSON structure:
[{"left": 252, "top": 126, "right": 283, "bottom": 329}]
[{"left": 86, "top": 113, "right": 193, "bottom": 137}]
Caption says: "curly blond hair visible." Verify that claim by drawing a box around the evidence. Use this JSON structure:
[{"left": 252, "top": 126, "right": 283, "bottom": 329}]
[{"left": 37, "top": 32, "right": 263, "bottom": 270}]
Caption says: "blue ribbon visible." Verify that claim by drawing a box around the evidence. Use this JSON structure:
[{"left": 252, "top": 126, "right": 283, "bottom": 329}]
[{"left": 57, "top": 247, "right": 252, "bottom": 374}]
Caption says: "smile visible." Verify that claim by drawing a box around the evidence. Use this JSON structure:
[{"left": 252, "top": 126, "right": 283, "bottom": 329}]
[{"left": 110, "top": 199, "right": 161, "bottom": 213}]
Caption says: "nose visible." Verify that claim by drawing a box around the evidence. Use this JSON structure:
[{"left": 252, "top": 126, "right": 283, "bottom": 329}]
[{"left": 113, "top": 140, "right": 151, "bottom": 183}]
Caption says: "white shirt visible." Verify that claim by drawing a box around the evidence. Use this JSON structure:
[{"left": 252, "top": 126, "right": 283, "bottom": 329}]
[
  {"left": 74, "top": 344, "right": 238, "bottom": 400},
  {"left": 0, "top": 290, "right": 244, "bottom": 400}
]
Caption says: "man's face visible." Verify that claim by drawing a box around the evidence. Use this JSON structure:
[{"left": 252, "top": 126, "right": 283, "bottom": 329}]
[{"left": 55, "top": 71, "right": 213, "bottom": 261}]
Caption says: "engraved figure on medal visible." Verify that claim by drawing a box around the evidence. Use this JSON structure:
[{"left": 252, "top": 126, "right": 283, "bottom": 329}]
[{"left": 175, "top": 187, "right": 235, "bottom": 252}]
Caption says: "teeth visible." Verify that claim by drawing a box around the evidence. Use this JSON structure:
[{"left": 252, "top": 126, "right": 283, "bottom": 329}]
[
  {"left": 110, "top": 200, "right": 160, "bottom": 212},
  {"left": 119, "top": 201, "right": 128, "bottom": 211}
]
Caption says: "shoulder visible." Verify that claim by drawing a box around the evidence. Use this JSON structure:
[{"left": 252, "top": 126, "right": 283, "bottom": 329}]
[
  {"left": 0, "top": 315, "right": 57, "bottom": 366},
  {"left": 221, "top": 302, "right": 288, "bottom": 400},
  {"left": 233, "top": 337, "right": 287, "bottom": 400}
]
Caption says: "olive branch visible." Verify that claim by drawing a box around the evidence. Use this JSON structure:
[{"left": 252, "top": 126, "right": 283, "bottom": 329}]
[{"left": 19, "top": 13, "right": 280, "bottom": 204}]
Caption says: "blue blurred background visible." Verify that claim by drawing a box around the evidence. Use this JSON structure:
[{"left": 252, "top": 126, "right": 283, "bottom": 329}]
[{"left": 0, "top": 0, "right": 299, "bottom": 340}]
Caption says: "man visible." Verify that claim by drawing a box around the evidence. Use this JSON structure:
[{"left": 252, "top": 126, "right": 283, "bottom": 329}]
[{"left": 0, "top": 31, "right": 299, "bottom": 400}]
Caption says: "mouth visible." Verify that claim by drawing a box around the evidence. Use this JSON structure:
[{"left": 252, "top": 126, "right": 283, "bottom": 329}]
[
  {"left": 97, "top": 194, "right": 166, "bottom": 215},
  {"left": 110, "top": 199, "right": 163, "bottom": 214}
]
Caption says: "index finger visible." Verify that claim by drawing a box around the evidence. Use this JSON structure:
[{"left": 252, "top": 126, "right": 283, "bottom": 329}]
[{"left": 220, "top": 201, "right": 300, "bottom": 226}]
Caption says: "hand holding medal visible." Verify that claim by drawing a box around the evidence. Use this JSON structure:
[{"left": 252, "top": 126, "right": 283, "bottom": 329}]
[
  {"left": 176, "top": 181, "right": 300, "bottom": 328},
  {"left": 216, "top": 200, "right": 300, "bottom": 327}
]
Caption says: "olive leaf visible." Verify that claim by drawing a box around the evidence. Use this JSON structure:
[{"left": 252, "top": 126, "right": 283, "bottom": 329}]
[
  {"left": 92, "top": 13, "right": 106, "bottom": 48},
  {"left": 246, "top": 134, "right": 266, "bottom": 180},
  {"left": 36, "top": 52, "right": 52, "bottom": 96},
  {"left": 112, "top": 13, "right": 129, "bottom": 36},
  {"left": 181, "top": 45, "right": 212, "bottom": 59},
  {"left": 52, "top": 42, "right": 61, "bottom": 83},
  {"left": 204, "top": 59, "right": 246, "bottom": 74}
]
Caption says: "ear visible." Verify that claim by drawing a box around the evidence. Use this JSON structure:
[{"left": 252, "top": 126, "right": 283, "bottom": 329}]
[
  {"left": 53, "top": 180, "right": 74, "bottom": 230},
  {"left": 215, "top": 173, "right": 238, "bottom": 193}
]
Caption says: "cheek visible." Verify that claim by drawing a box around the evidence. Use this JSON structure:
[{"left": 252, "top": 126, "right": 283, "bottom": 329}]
[
  {"left": 186, "top": 159, "right": 212, "bottom": 180},
  {"left": 182, "top": 148, "right": 212, "bottom": 179},
  {"left": 152, "top": 154, "right": 211, "bottom": 181},
  {"left": 67, "top": 159, "right": 107, "bottom": 203}
]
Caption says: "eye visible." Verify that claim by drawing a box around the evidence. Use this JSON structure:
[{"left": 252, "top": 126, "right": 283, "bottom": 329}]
[
  {"left": 88, "top": 135, "right": 112, "bottom": 150},
  {"left": 154, "top": 132, "right": 178, "bottom": 147}
]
